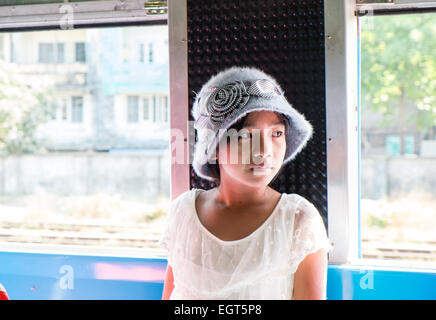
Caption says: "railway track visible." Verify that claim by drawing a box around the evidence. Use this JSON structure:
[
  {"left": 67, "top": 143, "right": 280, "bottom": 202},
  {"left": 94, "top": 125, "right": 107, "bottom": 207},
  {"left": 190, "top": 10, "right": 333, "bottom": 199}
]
[
  {"left": 0, "top": 221, "right": 435, "bottom": 261},
  {"left": 361, "top": 239, "right": 436, "bottom": 261},
  {"left": 0, "top": 220, "right": 164, "bottom": 249}
]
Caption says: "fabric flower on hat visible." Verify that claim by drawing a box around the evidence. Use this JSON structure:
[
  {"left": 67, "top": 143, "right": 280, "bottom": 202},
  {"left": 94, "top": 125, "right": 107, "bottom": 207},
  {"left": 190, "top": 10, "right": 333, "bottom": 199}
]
[
  {"left": 195, "top": 79, "right": 283, "bottom": 131},
  {"left": 207, "top": 81, "right": 250, "bottom": 124}
]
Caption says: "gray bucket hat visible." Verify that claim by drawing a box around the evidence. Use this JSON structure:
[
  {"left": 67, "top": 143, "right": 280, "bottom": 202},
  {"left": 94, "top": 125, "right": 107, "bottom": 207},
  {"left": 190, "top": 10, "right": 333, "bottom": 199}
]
[{"left": 191, "top": 66, "right": 313, "bottom": 182}]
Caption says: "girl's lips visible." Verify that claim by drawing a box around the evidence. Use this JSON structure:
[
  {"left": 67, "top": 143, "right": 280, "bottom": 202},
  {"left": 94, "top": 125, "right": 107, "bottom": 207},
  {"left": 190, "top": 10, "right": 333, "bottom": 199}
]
[
  {"left": 250, "top": 164, "right": 273, "bottom": 169},
  {"left": 250, "top": 167, "right": 273, "bottom": 175},
  {"left": 250, "top": 166, "right": 273, "bottom": 172}
]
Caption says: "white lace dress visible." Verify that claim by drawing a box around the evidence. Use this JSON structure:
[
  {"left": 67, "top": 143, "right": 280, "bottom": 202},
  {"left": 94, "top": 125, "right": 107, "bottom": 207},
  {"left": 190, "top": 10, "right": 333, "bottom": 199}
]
[{"left": 159, "top": 188, "right": 333, "bottom": 300}]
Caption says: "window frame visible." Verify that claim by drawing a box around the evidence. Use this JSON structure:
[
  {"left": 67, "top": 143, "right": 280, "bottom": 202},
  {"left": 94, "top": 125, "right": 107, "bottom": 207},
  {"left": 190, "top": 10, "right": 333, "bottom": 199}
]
[
  {"left": 356, "top": 1, "right": 436, "bottom": 270},
  {"left": 0, "top": 1, "right": 167, "bottom": 30},
  {"left": 48, "top": 95, "right": 82, "bottom": 124},
  {"left": 125, "top": 94, "right": 168, "bottom": 125},
  {"left": 357, "top": 0, "right": 436, "bottom": 13},
  {"left": 324, "top": 0, "right": 360, "bottom": 264},
  {"left": 325, "top": 0, "right": 436, "bottom": 266},
  {"left": 168, "top": 0, "right": 190, "bottom": 199}
]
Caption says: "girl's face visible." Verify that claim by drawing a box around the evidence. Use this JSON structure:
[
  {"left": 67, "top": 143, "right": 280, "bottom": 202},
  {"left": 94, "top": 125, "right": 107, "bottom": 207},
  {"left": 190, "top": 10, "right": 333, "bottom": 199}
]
[{"left": 216, "top": 110, "right": 287, "bottom": 187}]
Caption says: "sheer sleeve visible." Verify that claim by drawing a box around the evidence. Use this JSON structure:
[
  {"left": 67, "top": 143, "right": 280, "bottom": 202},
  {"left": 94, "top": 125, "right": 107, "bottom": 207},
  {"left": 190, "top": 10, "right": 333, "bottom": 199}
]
[
  {"left": 159, "top": 193, "right": 184, "bottom": 267},
  {"left": 289, "top": 197, "right": 334, "bottom": 274}
]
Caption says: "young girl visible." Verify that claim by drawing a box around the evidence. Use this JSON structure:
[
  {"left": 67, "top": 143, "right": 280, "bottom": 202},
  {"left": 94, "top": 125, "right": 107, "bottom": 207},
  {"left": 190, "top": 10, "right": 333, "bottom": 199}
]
[{"left": 160, "top": 66, "right": 333, "bottom": 300}]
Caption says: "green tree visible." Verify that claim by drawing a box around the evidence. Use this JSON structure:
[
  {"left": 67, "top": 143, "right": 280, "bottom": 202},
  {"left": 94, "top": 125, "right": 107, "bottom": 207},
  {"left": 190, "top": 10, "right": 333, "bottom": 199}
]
[
  {"left": 361, "top": 13, "right": 436, "bottom": 154},
  {"left": 0, "top": 59, "right": 56, "bottom": 155}
]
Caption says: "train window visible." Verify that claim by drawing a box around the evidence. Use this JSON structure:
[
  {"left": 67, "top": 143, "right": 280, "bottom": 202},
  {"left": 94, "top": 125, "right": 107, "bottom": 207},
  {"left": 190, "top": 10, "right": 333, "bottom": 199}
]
[
  {"left": 0, "top": 25, "right": 170, "bottom": 256},
  {"left": 359, "top": 12, "right": 436, "bottom": 266}
]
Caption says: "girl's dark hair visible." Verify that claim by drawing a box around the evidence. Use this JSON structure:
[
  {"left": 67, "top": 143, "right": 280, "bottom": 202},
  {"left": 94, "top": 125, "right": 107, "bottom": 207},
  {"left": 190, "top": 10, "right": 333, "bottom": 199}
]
[{"left": 212, "top": 112, "right": 289, "bottom": 186}]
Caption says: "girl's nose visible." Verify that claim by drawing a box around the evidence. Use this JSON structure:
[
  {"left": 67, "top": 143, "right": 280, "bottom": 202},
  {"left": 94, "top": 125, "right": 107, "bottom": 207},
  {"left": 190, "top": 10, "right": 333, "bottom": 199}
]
[{"left": 252, "top": 129, "right": 273, "bottom": 162}]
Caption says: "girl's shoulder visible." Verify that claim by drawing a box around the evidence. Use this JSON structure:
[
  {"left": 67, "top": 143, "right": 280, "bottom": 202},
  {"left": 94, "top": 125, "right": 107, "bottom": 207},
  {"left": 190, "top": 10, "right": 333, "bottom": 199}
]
[
  {"left": 163, "top": 189, "right": 197, "bottom": 232},
  {"left": 280, "top": 193, "right": 322, "bottom": 220},
  {"left": 169, "top": 189, "right": 196, "bottom": 212},
  {"left": 280, "top": 192, "right": 314, "bottom": 208},
  {"left": 173, "top": 188, "right": 196, "bottom": 201}
]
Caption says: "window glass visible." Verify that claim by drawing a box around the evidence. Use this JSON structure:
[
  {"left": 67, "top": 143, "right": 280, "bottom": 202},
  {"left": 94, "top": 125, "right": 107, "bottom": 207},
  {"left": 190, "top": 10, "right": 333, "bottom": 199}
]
[
  {"left": 39, "top": 43, "right": 53, "bottom": 63},
  {"left": 148, "top": 43, "right": 153, "bottom": 63},
  {"left": 61, "top": 98, "right": 68, "bottom": 121},
  {"left": 153, "top": 95, "right": 157, "bottom": 122},
  {"left": 72, "top": 96, "right": 83, "bottom": 123},
  {"left": 143, "top": 97, "right": 150, "bottom": 120},
  {"left": 0, "top": 26, "right": 170, "bottom": 253},
  {"left": 75, "top": 42, "right": 86, "bottom": 63},
  {"left": 57, "top": 43, "right": 64, "bottom": 63},
  {"left": 359, "top": 13, "right": 436, "bottom": 265},
  {"left": 139, "top": 43, "right": 145, "bottom": 63},
  {"left": 127, "top": 96, "right": 139, "bottom": 123}
]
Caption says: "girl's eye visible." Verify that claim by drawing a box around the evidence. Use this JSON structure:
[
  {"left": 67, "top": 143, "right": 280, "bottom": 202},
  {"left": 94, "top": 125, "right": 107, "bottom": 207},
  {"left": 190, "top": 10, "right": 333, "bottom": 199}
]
[
  {"left": 273, "top": 130, "right": 284, "bottom": 137},
  {"left": 238, "top": 131, "right": 284, "bottom": 139}
]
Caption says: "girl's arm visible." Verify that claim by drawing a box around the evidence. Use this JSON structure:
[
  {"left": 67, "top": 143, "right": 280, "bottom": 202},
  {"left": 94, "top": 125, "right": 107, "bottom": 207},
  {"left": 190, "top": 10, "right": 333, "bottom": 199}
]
[
  {"left": 292, "top": 248, "right": 328, "bottom": 300},
  {"left": 161, "top": 265, "right": 175, "bottom": 300}
]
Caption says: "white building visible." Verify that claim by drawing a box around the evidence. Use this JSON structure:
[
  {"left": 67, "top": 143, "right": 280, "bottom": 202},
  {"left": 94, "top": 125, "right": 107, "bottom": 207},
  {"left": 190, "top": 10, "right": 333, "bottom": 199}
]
[{"left": 0, "top": 25, "right": 169, "bottom": 152}]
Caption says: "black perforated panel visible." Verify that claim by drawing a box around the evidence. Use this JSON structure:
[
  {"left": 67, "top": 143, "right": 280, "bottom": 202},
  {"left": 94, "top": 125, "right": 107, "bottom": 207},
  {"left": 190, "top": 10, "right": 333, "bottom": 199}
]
[{"left": 187, "top": 0, "right": 327, "bottom": 223}]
